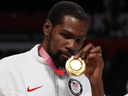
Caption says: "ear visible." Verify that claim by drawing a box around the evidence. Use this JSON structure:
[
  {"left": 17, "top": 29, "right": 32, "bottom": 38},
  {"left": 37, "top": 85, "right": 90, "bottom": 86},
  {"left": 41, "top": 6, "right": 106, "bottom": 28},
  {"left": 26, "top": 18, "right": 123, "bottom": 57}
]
[{"left": 43, "top": 19, "right": 53, "bottom": 36}]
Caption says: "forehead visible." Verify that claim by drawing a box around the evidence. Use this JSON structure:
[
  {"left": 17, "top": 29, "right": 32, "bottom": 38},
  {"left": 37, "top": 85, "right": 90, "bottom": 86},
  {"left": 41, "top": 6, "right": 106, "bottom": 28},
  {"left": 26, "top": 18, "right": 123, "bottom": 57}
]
[{"left": 61, "top": 15, "right": 88, "bottom": 36}]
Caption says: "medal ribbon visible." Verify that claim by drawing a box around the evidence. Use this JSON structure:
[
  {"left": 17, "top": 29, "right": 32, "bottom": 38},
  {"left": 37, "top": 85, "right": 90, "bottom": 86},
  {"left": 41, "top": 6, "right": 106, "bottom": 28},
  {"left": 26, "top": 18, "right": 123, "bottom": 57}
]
[{"left": 38, "top": 44, "right": 65, "bottom": 75}]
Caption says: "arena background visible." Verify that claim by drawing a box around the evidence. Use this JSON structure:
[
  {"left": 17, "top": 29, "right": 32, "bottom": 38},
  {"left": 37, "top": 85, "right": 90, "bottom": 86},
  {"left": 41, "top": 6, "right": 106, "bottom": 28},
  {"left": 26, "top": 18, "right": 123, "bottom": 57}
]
[{"left": 0, "top": 0, "right": 128, "bottom": 96}]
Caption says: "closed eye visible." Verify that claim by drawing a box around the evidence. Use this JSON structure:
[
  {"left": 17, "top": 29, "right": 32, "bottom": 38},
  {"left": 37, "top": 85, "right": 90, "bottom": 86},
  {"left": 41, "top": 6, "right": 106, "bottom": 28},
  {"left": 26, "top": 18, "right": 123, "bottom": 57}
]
[
  {"left": 76, "top": 38, "right": 85, "bottom": 44},
  {"left": 61, "top": 33, "right": 70, "bottom": 39}
]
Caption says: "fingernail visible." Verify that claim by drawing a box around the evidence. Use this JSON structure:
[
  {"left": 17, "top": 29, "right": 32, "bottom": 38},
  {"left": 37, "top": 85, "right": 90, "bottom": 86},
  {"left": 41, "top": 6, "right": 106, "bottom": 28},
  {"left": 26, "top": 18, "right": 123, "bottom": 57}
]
[{"left": 74, "top": 54, "right": 78, "bottom": 59}]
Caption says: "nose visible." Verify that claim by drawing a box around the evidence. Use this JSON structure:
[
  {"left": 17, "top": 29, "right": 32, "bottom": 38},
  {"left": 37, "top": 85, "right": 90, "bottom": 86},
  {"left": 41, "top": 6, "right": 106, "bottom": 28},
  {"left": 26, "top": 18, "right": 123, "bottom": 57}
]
[{"left": 65, "top": 39, "right": 76, "bottom": 52}]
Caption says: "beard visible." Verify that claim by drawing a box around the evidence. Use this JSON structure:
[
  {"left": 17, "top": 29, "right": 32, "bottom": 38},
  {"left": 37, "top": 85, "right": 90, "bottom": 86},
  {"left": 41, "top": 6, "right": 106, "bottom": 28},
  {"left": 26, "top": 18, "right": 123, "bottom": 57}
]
[
  {"left": 47, "top": 35, "right": 66, "bottom": 69},
  {"left": 48, "top": 50, "right": 66, "bottom": 69}
]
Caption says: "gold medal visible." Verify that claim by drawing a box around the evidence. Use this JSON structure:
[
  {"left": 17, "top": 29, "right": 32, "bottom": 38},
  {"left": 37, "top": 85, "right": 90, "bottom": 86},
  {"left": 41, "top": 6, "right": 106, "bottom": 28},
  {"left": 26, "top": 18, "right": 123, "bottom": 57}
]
[{"left": 65, "top": 56, "right": 86, "bottom": 76}]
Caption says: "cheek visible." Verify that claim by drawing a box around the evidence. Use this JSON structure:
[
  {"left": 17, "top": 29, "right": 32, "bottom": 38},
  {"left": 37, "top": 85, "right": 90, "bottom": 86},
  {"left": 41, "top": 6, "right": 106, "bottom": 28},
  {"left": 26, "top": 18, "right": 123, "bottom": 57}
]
[
  {"left": 53, "top": 33, "right": 67, "bottom": 47},
  {"left": 54, "top": 40, "right": 66, "bottom": 49},
  {"left": 50, "top": 37, "right": 65, "bottom": 54}
]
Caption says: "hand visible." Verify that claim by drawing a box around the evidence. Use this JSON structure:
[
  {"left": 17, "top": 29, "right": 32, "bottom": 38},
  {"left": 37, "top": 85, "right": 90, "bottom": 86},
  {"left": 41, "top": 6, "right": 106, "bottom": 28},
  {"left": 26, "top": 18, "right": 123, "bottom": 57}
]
[{"left": 74, "top": 43, "right": 104, "bottom": 89}]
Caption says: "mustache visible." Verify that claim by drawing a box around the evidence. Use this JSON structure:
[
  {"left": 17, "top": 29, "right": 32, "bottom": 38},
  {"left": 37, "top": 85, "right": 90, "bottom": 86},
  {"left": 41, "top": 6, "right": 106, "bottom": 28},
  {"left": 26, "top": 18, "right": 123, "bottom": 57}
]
[{"left": 59, "top": 50, "right": 75, "bottom": 57}]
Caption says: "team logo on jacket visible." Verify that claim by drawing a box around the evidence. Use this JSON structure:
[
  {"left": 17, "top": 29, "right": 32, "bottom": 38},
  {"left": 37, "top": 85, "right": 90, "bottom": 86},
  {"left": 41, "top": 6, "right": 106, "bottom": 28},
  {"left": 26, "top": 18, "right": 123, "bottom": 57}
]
[{"left": 68, "top": 78, "right": 83, "bottom": 96}]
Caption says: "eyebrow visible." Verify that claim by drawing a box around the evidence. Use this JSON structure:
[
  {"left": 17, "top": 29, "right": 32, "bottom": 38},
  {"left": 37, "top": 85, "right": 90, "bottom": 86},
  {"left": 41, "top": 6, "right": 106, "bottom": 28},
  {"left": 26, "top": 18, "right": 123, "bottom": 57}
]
[{"left": 61, "top": 29, "right": 87, "bottom": 38}]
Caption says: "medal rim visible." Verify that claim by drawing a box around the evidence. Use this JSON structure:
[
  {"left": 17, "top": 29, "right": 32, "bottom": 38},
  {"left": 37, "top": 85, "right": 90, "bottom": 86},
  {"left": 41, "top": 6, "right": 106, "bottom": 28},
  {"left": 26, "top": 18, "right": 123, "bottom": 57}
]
[{"left": 65, "top": 56, "right": 86, "bottom": 76}]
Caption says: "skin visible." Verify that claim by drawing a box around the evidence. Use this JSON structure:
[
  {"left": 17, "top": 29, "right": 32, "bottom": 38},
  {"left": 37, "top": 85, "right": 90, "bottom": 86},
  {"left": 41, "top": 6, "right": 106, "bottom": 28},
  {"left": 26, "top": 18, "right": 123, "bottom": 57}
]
[
  {"left": 42, "top": 15, "right": 105, "bottom": 96},
  {"left": 126, "top": 80, "right": 128, "bottom": 93}
]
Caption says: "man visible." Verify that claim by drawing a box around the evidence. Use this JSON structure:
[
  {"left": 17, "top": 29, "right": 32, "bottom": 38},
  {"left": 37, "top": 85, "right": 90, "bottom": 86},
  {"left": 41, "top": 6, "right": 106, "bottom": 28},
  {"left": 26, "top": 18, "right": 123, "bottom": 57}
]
[
  {"left": 0, "top": 1, "right": 105, "bottom": 96},
  {"left": 124, "top": 79, "right": 128, "bottom": 96}
]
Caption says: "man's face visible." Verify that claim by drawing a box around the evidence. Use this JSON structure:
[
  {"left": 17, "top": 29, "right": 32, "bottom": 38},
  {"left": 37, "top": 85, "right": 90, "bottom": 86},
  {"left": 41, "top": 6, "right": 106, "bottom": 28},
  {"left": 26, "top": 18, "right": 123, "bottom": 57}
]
[{"left": 44, "top": 15, "right": 88, "bottom": 69}]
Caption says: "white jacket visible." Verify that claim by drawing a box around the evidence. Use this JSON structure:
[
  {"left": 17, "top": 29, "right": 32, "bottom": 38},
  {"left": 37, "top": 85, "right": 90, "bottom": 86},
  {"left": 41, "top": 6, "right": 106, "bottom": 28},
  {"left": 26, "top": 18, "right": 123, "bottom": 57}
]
[{"left": 0, "top": 44, "right": 92, "bottom": 96}]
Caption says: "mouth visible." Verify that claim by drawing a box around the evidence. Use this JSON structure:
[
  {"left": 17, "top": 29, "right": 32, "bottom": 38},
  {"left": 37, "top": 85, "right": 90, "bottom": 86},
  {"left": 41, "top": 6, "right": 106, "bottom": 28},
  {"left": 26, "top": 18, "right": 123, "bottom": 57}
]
[
  {"left": 61, "top": 52, "right": 72, "bottom": 60},
  {"left": 61, "top": 54, "right": 71, "bottom": 60}
]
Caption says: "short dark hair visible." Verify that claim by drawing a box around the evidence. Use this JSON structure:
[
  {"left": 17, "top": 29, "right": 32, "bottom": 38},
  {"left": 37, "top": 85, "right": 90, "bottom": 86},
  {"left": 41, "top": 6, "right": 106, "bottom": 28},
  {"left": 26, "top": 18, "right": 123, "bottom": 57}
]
[{"left": 48, "top": 1, "right": 88, "bottom": 28}]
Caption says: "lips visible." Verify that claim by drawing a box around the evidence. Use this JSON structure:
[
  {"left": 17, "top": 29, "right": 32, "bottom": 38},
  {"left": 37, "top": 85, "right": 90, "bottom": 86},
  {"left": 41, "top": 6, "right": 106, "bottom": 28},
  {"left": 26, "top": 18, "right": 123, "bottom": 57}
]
[
  {"left": 61, "top": 52, "right": 72, "bottom": 60},
  {"left": 61, "top": 54, "right": 70, "bottom": 59}
]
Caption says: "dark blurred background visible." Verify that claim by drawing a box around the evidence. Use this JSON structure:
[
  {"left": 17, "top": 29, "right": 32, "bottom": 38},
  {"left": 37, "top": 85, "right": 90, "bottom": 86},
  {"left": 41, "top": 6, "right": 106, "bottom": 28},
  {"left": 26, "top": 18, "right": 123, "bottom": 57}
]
[{"left": 0, "top": 0, "right": 128, "bottom": 96}]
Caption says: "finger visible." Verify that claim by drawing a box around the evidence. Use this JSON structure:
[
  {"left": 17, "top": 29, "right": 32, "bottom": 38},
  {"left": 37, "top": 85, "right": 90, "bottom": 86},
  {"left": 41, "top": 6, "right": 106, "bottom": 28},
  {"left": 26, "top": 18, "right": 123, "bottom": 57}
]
[
  {"left": 88, "top": 53, "right": 104, "bottom": 68},
  {"left": 81, "top": 43, "right": 94, "bottom": 59},
  {"left": 84, "top": 58, "right": 96, "bottom": 77},
  {"left": 89, "top": 46, "right": 102, "bottom": 54},
  {"left": 74, "top": 43, "right": 94, "bottom": 59},
  {"left": 88, "top": 53, "right": 102, "bottom": 59}
]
